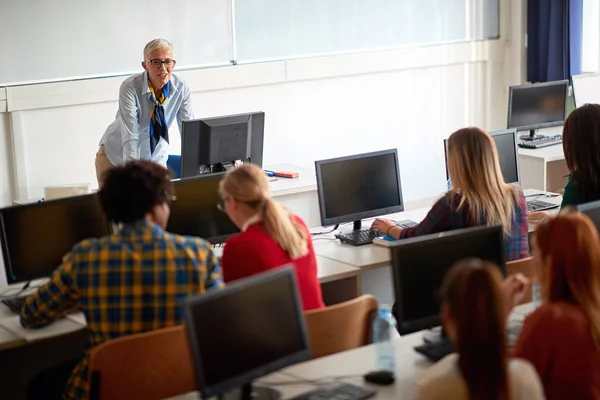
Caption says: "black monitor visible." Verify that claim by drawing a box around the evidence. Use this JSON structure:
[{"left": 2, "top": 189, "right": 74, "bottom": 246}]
[
  {"left": 507, "top": 80, "right": 569, "bottom": 141},
  {"left": 577, "top": 200, "right": 600, "bottom": 232},
  {"left": 166, "top": 173, "right": 240, "bottom": 244},
  {"left": 184, "top": 266, "right": 311, "bottom": 400},
  {"left": 444, "top": 128, "right": 520, "bottom": 185},
  {"left": 181, "top": 112, "right": 265, "bottom": 179},
  {"left": 391, "top": 225, "right": 505, "bottom": 336},
  {"left": 315, "top": 149, "right": 405, "bottom": 231},
  {"left": 0, "top": 194, "right": 110, "bottom": 284}
]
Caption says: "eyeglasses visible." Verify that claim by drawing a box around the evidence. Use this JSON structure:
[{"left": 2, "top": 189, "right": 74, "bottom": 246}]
[{"left": 146, "top": 59, "right": 176, "bottom": 69}]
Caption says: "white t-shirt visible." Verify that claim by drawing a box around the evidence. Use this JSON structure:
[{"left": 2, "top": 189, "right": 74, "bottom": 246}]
[{"left": 416, "top": 354, "right": 545, "bottom": 400}]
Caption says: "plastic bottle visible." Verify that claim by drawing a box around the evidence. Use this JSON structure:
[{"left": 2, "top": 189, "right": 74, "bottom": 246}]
[{"left": 373, "top": 304, "right": 397, "bottom": 372}]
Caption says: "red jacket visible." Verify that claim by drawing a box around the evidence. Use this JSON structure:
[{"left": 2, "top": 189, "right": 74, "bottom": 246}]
[{"left": 221, "top": 216, "right": 324, "bottom": 311}]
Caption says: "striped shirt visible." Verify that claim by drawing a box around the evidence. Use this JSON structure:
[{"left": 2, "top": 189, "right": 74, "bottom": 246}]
[
  {"left": 20, "top": 220, "right": 223, "bottom": 400},
  {"left": 398, "top": 187, "right": 529, "bottom": 261}
]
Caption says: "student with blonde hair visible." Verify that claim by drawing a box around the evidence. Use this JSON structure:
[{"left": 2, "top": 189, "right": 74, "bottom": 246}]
[
  {"left": 371, "top": 127, "right": 529, "bottom": 261},
  {"left": 512, "top": 211, "right": 600, "bottom": 399},
  {"left": 417, "top": 259, "right": 544, "bottom": 400},
  {"left": 219, "top": 164, "right": 324, "bottom": 311}
]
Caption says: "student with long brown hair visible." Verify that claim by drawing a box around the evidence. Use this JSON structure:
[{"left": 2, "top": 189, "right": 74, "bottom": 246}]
[
  {"left": 561, "top": 103, "right": 600, "bottom": 207},
  {"left": 512, "top": 211, "right": 600, "bottom": 399},
  {"left": 417, "top": 260, "right": 544, "bottom": 400},
  {"left": 372, "top": 127, "right": 529, "bottom": 261},
  {"left": 219, "top": 164, "right": 324, "bottom": 311}
]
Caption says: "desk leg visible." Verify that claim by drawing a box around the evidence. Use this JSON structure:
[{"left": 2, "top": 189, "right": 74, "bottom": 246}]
[{"left": 321, "top": 276, "right": 360, "bottom": 306}]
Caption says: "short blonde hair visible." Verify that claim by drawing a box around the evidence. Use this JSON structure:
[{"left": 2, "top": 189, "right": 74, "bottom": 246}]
[{"left": 143, "top": 39, "right": 174, "bottom": 60}]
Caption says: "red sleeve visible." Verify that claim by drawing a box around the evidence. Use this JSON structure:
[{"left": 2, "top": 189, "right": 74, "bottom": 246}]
[
  {"left": 221, "top": 235, "right": 268, "bottom": 283},
  {"left": 511, "top": 306, "right": 555, "bottom": 378}
]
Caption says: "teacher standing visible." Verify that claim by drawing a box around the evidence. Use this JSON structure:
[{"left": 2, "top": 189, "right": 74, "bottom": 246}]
[{"left": 95, "top": 38, "right": 194, "bottom": 186}]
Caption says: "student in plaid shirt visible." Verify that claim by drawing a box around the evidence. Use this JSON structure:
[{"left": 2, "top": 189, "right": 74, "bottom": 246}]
[
  {"left": 372, "top": 127, "right": 529, "bottom": 262},
  {"left": 21, "top": 160, "right": 223, "bottom": 400}
]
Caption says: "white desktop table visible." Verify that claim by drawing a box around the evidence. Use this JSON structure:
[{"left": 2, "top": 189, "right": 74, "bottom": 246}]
[
  {"left": 518, "top": 141, "right": 568, "bottom": 193},
  {"left": 170, "top": 304, "right": 534, "bottom": 400}
]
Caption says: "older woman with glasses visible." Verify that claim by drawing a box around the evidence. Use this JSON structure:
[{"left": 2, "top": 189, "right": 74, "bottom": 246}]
[{"left": 96, "top": 38, "right": 194, "bottom": 186}]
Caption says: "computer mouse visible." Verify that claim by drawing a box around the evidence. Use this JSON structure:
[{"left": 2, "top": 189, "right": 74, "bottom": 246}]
[{"left": 363, "top": 370, "right": 395, "bottom": 385}]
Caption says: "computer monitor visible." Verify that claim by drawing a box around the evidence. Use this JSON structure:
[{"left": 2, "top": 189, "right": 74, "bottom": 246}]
[
  {"left": 391, "top": 225, "right": 505, "bottom": 336},
  {"left": 0, "top": 193, "right": 110, "bottom": 284},
  {"left": 166, "top": 173, "right": 240, "bottom": 244},
  {"left": 315, "top": 149, "right": 405, "bottom": 231},
  {"left": 180, "top": 112, "right": 265, "bottom": 179},
  {"left": 572, "top": 73, "right": 600, "bottom": 108},
  {"left": 184, "top": 266, "right": 311, "bottom": 400},
  {"left": 577, "top": 200, "right": 600, "bottom": 233},
  {"left": 507, "top": 80, "right": 569, "bottom": 141},
  {"left": 443, "top": 128, "right": 520, "bottom": 185}
]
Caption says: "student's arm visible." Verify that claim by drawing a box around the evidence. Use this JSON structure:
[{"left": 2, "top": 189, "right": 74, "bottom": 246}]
[
  {"left": 560, "top": 176, "right": 582, "bottom": 208},
  {"left": 176, "top": 81, "right": 194, "bottom": 132},
  {"left": 119, "top": 82, "right": 142, "bottom": 163},
  {"left": 511, "top": 307, "right": 554, "bottom": 379},
  {"left": 388, "top": 196, "right": 455, "bottom": 239},
  {"left": 20, "top": 254, "right": 78, "bottom": 328},
  {"left": 203, "top": 245, "right": 224, "bottom": 291},
  {"left": 221, "top": 237, "right": 266, "bottom": 283}
]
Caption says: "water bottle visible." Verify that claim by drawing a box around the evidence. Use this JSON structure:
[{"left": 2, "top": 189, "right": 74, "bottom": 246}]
[
  {"left": 532, "top": 280, "right": 541, "bottom": 309},
  {"left": 373, "top": 304, "right": 397, "bottom": 372}
]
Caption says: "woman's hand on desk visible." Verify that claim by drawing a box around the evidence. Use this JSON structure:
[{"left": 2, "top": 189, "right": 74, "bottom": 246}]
[
  {"left": 528, "top": 211, "right": 551, "bottom": 223},
  {"left": 502, "top": 273, "right": 529, "bottom": 315},
  {"left": 371, "top": 219, "right": 401, "bottom": 239}
]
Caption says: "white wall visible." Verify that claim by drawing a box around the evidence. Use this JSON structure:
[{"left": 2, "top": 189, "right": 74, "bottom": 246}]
[{"left": 0, "top": 0, "right": 525, "bottom": 207}]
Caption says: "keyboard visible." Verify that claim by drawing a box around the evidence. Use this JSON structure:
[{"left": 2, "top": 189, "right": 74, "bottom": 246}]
[
  {"left": 518, "top": 135, "right": 562, "bottom": 149},
  {"left": 290, "top": 382, "right": 376, "bottom": 400},
  {"left": 527, "top": 199, "right": 559, "bottom": 212},
  {"left": 336, "top": 220, "right": 417, "bottom": 246},
  {"left": 2, "top": 296, "right": 26, "bottom": 314},
  {"left": 414, "top": 320, "right": 525, "bottom": 362}
]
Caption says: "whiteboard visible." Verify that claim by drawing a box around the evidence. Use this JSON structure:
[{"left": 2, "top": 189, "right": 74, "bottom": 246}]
[
  {"left": 0, "top": 0, "right": 232, "bottom": 86},
  {"left": 234, "top": 0, "right": 499, "bottom": 62}
]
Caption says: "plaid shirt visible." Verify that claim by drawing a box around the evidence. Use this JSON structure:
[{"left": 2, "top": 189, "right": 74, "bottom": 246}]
[
  {"left": 399, "top": 188, "right": 529, "bottom": 261},
  {"left": 20, "top": 220, "right": 223, "bottom": 400}
]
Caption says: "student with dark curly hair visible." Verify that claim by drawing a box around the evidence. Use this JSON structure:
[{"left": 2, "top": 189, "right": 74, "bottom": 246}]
[{"left": 21, "top": 160, "right": 222, "bottom": 400}]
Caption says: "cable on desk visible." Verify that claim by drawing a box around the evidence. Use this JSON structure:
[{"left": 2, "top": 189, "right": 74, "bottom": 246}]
[{"left": 311, "top": 224, "right": 339, "bottom": 236}]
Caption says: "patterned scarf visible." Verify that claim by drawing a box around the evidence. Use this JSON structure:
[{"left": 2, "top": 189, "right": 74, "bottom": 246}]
[{"left": 148, "top": 75, "right": 171, "bottom": 154}]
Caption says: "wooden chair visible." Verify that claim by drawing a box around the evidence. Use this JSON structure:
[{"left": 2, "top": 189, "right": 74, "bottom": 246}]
[
  {"left": 304, "top": 294, "right": 378, "bottom": 359},
  {"left": 506, "top": 257, "right": 535, "bottom": 304},
  {"left": 89, "top": 325, "right": 195, "bottom": 400}
]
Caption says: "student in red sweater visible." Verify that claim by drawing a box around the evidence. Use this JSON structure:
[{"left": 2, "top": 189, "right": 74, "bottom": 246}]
[
  {"left": 511, "top": 210, "right": 600, "bottom": 400},
  {"left": 218, "top": 164, "right": 324, "bottom": 311}
]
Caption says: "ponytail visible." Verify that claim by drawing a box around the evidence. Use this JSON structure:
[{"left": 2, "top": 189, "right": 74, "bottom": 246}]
[{"left": 262, "top": 199, "right": 309, "bottom": 259}]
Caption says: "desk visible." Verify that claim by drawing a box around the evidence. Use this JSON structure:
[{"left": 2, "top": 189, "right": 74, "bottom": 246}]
[
  {"left": 171, "top": 304, "right": 533, "bottom": 400},
  {"left": 519, "top": 144, "right": 568, "bottom": 193},
  {"left": 312, "top": 189, "right": 562, "bottom": 305}
]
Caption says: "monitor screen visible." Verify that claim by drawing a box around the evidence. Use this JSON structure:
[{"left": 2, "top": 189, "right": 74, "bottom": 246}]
[
  {"left": 443, "top": 128, "right": 519, "bottom": 185},
  {"left": 391, "top": 225, "right": 505, "bottom": 335},
  {"left": 166, "top": 174, "right": 240, "bottom": 244},
  {"left": 507, "top": 80, "right": 568, "bottom": 130},
  {"left": 315, "top": 149, "right": 404, "bottom": 226},
  {"left": 184, "top": 267, "right": 310, "bottom": 398},
  {"left": 577, "top": 200, "right": 600, "bottom": 233},
  {"left": 181, "top": 112, "right": 265, "bottom": 179},
  {"left": 572, "top": 73, "right": 600, "bottom": 108},
  {"left": 0, "top": 194, "right": 110, "bottom": 284}
]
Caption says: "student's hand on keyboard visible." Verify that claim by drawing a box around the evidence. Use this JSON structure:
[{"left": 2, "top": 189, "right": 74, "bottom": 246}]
[
  {"left": 371, "top": 219, "right": 395, "bottom": 235},
  {"left": 528, "top": 211, "right": 551, "bottom": 223},
  {"left": 502, "top": 273, "right": 529, "bottom": 314}
]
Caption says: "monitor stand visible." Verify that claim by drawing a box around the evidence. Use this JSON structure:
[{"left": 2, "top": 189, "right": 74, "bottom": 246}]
[
  {"left": 519, "top": 129, "right": 546, "bottom": 141},
  {"left": 219, "top": 384, "right": 281, "bottom": 400},
  {"left": 422, "top": 326, "right": 445, "bottom": 344}
]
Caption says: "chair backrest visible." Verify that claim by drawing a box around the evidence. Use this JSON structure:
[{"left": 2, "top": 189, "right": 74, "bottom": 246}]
[
  {"left": 304, "top": 295, "right": 378, "bottom": 359},
  {"left": 506, "top": 257, "right": 535, "bottom": 304},
  {"left": 89, "top": 325, "right": 195, "bottom": 400}
]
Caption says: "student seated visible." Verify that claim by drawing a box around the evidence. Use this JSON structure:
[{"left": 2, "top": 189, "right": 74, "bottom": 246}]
[
  {"left": 219, "top": 164, "right": 324, "bottom": 311},
  {"left": 561, "top": 103, "right": 600, "bottom": 207},
  {"left": 371, "top": 127, "right": 529, "bottom": 261},
  {"left": 20, "top": 160, "right": 223, "bottom": 400},
  {"left": 417, "top": 259, "right": 544, "bottom": 400},
  {"left": 512, "top": 210, "right": 600, "bottom": 400}
]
